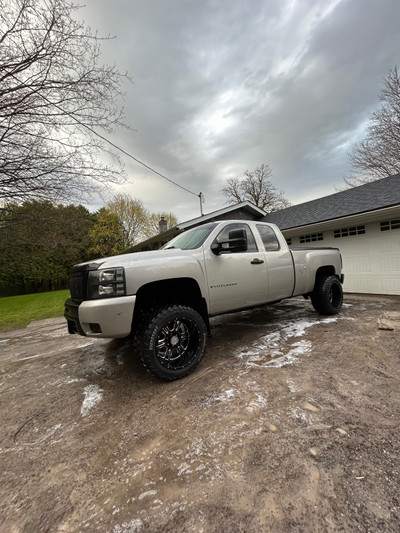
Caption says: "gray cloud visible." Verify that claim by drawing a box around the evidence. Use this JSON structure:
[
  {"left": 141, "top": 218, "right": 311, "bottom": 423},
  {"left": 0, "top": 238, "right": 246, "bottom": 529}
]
[{"left": 80, "top": 0, "right": 400, "bottom": 221}]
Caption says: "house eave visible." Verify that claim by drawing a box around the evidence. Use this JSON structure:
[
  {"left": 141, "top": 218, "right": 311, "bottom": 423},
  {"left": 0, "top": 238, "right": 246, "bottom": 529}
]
[
  {"left": 178, "top": 201, "right": 266, "bottom": 230},
  {"left": 281, "top": 205, "right": 400, "bottom": 236},
  {"left": 130, "top": 201, "right": 266, "bottom": 252}
]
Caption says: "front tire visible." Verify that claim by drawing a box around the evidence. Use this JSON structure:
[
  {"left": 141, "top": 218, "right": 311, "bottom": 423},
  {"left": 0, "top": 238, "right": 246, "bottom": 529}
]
[
  {"left": 311, "top": 275, "right": 343, "bottom": 315},
  {"left": 139, "top": 305, "right": 207, "bottom": 381}
]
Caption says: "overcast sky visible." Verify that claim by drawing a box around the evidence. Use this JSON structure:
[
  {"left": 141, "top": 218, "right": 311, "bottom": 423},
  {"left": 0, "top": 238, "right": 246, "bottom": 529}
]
[{"left": 79, "top": 0, "right": 400, "bottom": 222}]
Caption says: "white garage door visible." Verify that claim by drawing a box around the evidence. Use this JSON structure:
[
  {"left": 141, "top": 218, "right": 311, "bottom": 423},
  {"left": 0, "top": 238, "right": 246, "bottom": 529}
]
[
  {"left": 289, "top": 219, "right": 400, "bottom": 295},
  {"left": 331, "top": 221, "right": 400, "bottom": 294}
]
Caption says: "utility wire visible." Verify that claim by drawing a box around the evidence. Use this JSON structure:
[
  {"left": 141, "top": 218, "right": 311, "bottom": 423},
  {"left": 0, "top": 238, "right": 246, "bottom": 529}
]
[
  {"left": 78, "top": 124, "right": 200, "bottom": 199},
  {"left": 12, "top": 73, "right": 202, "bottom": 200}
]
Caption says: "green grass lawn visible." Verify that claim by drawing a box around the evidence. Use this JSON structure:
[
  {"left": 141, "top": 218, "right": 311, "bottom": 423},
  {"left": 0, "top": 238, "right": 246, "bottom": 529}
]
[{"left": 0, "top": 290, "right": 70, "bottom": 332}]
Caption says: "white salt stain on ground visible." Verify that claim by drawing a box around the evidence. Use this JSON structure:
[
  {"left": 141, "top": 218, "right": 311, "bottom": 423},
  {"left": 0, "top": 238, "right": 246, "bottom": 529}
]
[
  {"left": 245, "top": 380, "right": 268, "bottom": 410},
  {"left": 59, "top": 378, "right": 84, "bottom": 387},
  {"left": 263, "top": 340, "right": 313, "bottom": 368},
  {"left": 287, "top": 379, "right": 300, "bottom": 393},
  {"left": 281, "top": 317, "right": 338, "bottom": 338},
  {"left": 16, "top": 343, "right": 94, "bottom": 361},
  {"left": 237, "top": 317, "right": 341, "bottom": 368},
  {"left": 14, "top": 423, "right": 63, "bottom": 447},
  {"left": 43, "top": 329, "right": 69, "bottom": 338},
  {"left": 249, "top": 391, "right": 268, "bottom": 409},
  {"left": 33, "top": 423, "right": 63, "bottom": 447},
  {"left": 81, "top": 385, "right": 103, "bottom": 416},
  {"left": 201, "top": 388, "right": 239, "bottom": 408},
  {"left": 138, "top": 490, "right": 157, "bottom": 500},
  {"left": 75, "top": 341, "right": 95, "bottom": 349},
  {"left": 292, "top": 406, "right": 316, "bottom": 424},
  {"left": 216, "top": 388, "right": 237, "bottom": 400},
  {"left": 17, "top": 353, "right": 46, "bottom": 362},
  {"left": 113, "top": 518, "right": 144, "bottom": 533}
]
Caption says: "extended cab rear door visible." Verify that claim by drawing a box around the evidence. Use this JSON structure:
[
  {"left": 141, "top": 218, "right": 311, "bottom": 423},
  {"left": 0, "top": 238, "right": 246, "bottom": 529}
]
[
  {"left": 256, "top": 224, "right": 295, "bottom": 301},
  {"left": 204, "top": 222, "right": 268, "bottom": 315}
]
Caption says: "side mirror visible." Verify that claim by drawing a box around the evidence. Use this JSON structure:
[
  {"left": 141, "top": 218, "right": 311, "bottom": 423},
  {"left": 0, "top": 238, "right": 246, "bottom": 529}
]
[{"left": 211, "top": 229, "right": 248, "bottom": 255}]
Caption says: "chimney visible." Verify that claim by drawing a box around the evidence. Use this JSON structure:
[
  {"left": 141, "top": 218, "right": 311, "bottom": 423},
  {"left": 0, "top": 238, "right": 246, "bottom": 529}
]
[{"left": 159, "top": 216, "right": 168, "bottom": 234}]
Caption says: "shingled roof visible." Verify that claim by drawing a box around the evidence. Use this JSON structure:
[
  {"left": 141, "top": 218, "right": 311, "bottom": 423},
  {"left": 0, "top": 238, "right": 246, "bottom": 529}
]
[{"left": 263, "top": 173, "right": 400, "bottom": 230}]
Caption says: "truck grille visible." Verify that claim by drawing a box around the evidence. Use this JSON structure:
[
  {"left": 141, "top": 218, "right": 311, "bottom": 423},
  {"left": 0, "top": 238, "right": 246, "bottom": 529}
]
[{"left": 70, "top": 271, "right": 86, "bottom": 300}]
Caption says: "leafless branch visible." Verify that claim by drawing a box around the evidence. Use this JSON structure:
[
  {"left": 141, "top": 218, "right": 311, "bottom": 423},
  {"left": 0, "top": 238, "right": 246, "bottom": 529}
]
[
  {"left": 0, "top": 0, "right": 130, "bottom": 203},
  {"left": 222, "top": 163, "right": 290, "bottom": 212},
  {"left": 345, "top": 65, "right": 400, "bottom": 188}
]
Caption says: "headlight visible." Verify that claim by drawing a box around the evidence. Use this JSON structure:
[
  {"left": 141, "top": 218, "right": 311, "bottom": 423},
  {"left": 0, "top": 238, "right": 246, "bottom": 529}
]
[{"left": 87, "top": 267, "right": 126, "bottom": 299}]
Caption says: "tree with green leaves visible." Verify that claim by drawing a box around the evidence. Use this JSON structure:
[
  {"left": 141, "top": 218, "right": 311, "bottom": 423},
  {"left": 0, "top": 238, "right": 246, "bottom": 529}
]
[
  {"left": 222, "top": 163, "right": 290, "bottom": 212},
  {"left": 0, "top": 200, "right": 94, "bottom": 295},
  {"left": 88, "top": 208, "right": 125, "bottom": 258}
]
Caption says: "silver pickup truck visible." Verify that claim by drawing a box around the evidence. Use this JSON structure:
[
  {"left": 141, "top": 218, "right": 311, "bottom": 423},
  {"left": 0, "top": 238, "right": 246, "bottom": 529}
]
[{"left": 65, "top": 220, "right": 344, "bottom": 380}]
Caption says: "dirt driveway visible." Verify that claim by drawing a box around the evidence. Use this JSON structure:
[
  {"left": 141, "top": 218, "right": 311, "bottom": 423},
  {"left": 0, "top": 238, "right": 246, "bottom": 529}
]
[{"left": 0, "top": 295, "right": 399, "bottom": 532}]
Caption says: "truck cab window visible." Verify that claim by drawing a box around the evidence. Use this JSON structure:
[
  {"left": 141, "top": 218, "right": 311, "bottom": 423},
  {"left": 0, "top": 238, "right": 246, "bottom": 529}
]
[
  {"left": 215, "top": 223, "right": 258, "bottom": 252},
  {"left": 161, "top": 223, "right": 218, "bottom": 250},
  {"left": 257, "top": 224, "right": 280, "bottom": 251}
]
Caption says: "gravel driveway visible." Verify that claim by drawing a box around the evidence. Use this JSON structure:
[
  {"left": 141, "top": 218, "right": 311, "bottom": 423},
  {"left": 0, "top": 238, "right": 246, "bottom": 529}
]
[{"left": 0, "top": 295, "right": 399, "bottom": 532}]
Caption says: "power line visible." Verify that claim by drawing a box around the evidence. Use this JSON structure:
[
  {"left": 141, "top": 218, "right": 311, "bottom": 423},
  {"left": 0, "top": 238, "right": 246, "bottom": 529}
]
[
  {"left": 12, "top": 73, "right": 202, "bottom": 201},
  {"left": 12, "top": 74, "right": 204, "bottom": 204},
  {"left": 79, "top": 124, "right": 201, "bottom": 199}
]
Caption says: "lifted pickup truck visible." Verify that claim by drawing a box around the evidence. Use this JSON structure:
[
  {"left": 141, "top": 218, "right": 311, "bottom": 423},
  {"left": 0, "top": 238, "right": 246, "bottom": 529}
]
[{"left": 65, "top": 220, "right": 344, "bottom": 380}]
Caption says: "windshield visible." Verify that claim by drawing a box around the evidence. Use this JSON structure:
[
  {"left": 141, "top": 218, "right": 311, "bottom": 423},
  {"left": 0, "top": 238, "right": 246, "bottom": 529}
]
[{"left": 161, "top": 223, "right": 218, "bottom": 250}]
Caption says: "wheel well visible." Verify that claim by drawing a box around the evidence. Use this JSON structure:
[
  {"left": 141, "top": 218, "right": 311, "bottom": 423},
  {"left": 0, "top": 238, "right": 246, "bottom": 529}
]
[
  {"left": 133, "top": 278, "right": 210, "bottom": 334},
  {"left": 304, "top": 266, "right": 336, "bottom": 298},
  {"left": 315, "top": 265, "right": 336, "bottom": 280}
]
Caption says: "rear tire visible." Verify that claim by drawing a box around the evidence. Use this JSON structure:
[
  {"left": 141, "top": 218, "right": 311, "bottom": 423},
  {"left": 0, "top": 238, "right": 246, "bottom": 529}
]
[
  {"left": 138, "top": 305, "right": 207, "bottom": 381},
  {"left": 311, "top": 275, "right": 343, "bottom": 315}
]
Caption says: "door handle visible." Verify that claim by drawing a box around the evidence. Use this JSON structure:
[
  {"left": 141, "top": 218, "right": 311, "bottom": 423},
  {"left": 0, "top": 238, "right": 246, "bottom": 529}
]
[{"left": 251, "top": 258, "right": 264, "bottom": 265}]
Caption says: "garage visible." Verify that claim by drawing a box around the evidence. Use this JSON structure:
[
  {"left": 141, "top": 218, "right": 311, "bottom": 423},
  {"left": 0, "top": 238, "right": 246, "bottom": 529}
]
[
  {"left": 265, "top": 174, "right": 400, "bottom": 295},
  {"left": 328, "top": 217, "right": 400, "bottom": 295}
]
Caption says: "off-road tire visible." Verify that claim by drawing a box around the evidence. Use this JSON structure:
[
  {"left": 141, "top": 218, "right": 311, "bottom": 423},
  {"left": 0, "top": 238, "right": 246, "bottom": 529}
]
[
  {"left": 311, "top": 275, "right": 343, "bottom": 315},
  {"left": 139, "top": 305, "right": 207, "bottom": 381}
]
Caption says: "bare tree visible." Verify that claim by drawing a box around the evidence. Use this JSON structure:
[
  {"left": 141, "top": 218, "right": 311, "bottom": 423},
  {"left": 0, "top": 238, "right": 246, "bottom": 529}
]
[
  {"left": 0, "top": 0, "right": 129, "bottom": 203},
  {"left": 222, "top": 163, "right": 290, "bottom": 212},
  {"left": 345, "top": 65, "right": 400, "bottom": 187},
  {"left": 106, "top": 193, "right": 178, "bottom": 246},
  {"left": 142, "top": 212, "right": 178, "bottom": 239}
]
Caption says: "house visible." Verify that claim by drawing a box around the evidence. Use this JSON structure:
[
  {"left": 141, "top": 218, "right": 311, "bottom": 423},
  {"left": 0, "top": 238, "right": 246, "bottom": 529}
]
[
  {"left": 263, "top": 174, "right": 400, "bottom": 295},
  {"left": 131, "top": 201, "right": 266, "bottom": 251},
  {"left": 133, "top": 174, "right": 400, "bottom": 295}
]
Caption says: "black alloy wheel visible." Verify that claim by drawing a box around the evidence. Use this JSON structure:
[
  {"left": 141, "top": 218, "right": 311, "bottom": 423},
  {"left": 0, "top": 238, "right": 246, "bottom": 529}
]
[{"left": 139, "top": 305, "right": 207, "bottom": 381}]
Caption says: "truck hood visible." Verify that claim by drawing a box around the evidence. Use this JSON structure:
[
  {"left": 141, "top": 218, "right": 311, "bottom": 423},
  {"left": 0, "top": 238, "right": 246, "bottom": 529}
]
[{"left": 75, "top": 248, "right": 193, "bottom": 270}]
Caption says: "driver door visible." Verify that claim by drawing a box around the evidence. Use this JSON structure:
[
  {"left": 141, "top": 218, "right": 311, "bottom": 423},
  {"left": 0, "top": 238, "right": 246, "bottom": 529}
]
[{"left": 204, "top": 223, "right": 268, "bottom": 314}]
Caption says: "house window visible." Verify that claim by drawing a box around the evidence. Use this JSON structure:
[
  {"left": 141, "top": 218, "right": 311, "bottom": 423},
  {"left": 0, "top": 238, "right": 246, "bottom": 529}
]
[
  {"left": 286, "top": 238, "right": 292, "bottom": 246},
  {"left": 380, "top": 220, "right": 400, "bottom": 231},
  {"left": 333, "top": 225, "right": 365, "bottom": 238},
  {"left": 299, "top": 232, "right": 323, "bottom": 243}
]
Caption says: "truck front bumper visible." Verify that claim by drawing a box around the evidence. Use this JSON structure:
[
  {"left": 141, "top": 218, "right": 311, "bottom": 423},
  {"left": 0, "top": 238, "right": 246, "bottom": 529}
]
[{"left": 64, "top": 295, "right": 136, "bottom": 338}]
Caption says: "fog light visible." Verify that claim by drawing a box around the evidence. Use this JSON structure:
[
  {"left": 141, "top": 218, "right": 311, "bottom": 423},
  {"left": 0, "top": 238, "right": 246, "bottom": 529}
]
[{"left": 89, "top": 323, "right": 102, "bottom": 333}]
